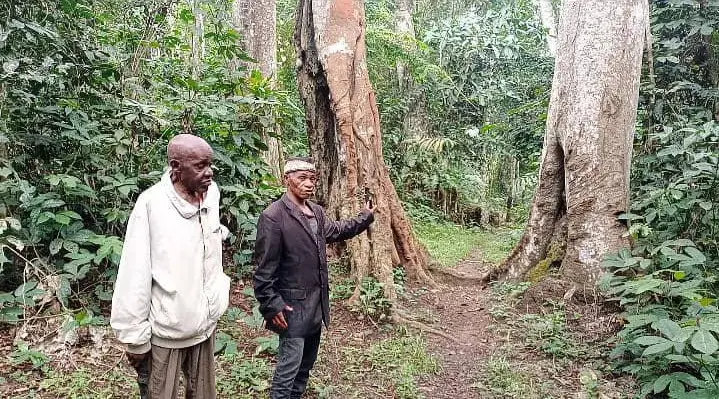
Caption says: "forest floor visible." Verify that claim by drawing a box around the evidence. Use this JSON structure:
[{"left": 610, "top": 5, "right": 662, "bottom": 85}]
[{"left": 0, "top": 224, "right": 637, "bottom": 398}]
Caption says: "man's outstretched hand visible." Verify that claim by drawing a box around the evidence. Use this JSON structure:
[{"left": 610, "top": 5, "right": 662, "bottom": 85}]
[
  {"left": 272, "top": 305, "right": 294, "bottom": 330},
  {"left": 365, "top": 201, "right": 375, "bottom": 214},
  {"left": 126, "top": 351, "right": 150, "bottom": 369}
]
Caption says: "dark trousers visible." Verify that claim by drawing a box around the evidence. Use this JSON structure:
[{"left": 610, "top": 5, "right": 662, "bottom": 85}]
[{"left": 270, "top": 331, "right": 321, "bottom": 399}]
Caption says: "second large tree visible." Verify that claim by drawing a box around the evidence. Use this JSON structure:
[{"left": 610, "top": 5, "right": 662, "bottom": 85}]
[
  {"left": 493, "top": 0, "right": 649, "bottom": 287},
  {"left": 294, "top": 0, "right": 433, "bottom": 302}
]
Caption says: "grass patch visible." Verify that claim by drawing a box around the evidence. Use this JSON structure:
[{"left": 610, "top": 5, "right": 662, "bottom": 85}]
[
  {"left": 415, "top": 222, "right": 522, "bottom": 266},
  {"left": 337, "top": 332, "right": 440, "bottom": 398},
  {"left": 40, "top": 367, "right": 137, "bottom": 398},
  {"left": 474, "top": 226, "right": 523, "bottom": 264},
  {"left": 216, "top": 352, "right": 272, "bottom": 398},
  {"left": 414, "top": 222, "right": 485, "bottom": 266},
  {"left": 473, "top": 356, "right": 556, "bottom": 398}
]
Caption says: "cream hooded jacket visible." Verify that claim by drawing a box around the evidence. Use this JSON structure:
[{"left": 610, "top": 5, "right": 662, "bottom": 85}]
[{"left": 110, "top": 172, "right": 231, "bottom": 354}]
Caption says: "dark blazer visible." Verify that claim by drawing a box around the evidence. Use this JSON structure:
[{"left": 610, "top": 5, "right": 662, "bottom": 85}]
[{"left": 253, "top": 194, "right": 374, "bottom": 337}]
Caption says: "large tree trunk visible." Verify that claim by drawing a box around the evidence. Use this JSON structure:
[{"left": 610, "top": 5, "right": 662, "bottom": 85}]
[
  {"left": 295, "top": 0, "right": 434, "bottom": 302},
  {"left": 492, "top": 0, "right": 648, "bottom": 288},
  {"left": 231, "top": 0, "right": 283, "bottom": 178}
]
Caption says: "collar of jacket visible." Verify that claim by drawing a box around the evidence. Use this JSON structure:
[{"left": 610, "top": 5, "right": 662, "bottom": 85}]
[
  {"left": 280, "top": 194, "right": 320, "bottom": 247},
  {"left": 280, "top": 193, "right": 318, "bottom": 213},
  {"left": 161, "top": 171, "right": 218, "bottom": 219}
]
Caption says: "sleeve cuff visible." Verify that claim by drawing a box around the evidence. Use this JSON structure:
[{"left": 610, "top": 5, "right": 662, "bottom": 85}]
[
  {"left": 126, "top": 342, "right": 151, "bottom": 354},
  {"left": 360, "top": 210, "right": 374, "bottom": 224},
  {"left": 261, "top": 297, "right": 287, "bottom": 319}
]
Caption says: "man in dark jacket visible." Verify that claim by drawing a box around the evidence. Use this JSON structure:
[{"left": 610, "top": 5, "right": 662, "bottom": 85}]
[{"left": 253, "top": 157, "right": 374, "bottom": 399}]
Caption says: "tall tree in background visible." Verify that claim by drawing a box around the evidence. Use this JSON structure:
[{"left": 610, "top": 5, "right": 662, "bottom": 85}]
[
  {"left": 395, "top": 0, "right": 429, "bottom": 139},
  {"left": 295, "top": 0, "right": 434, "bottom": 304},
  {"left": 489, "top": 0, "right": 649, "bottom": 288},
  {"left": 232, "top": 0, "right": 283, "bottom": 177},
  {"left": 395, "top": 0, "right": 415, "bottom": 88},
  {"left": 190, "top": 0, "right": 205, "bottom": 79},
  {"left": 532, "top": 0, "right": 557, "bottom": 57}
]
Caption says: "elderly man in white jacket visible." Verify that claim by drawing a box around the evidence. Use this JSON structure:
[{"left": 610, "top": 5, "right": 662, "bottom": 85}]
[{"left": 111, "top": 134, "right": 231, "bottom": 399}]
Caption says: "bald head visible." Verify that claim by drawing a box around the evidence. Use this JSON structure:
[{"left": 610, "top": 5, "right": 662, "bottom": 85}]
[
  {"left": 167, "top": 134, "right": 215, "bottom": 194},
  {"left": 167, "top": 134, "right": 212, "bottom": 162}
]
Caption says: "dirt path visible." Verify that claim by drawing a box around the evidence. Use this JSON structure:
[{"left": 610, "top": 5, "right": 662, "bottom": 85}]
[
  {"left": 417, "top": 251, "right": 496, "bottom": 398},
  {"left": 413, "top": 249, "right": 636, "bottom": 399}
]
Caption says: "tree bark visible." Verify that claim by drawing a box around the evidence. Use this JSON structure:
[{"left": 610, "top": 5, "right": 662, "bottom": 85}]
[
  {"left": 295, "top": 0, "right": 434, "bottom": 302},
  {"left": 231, "top": 0, "right": 284, "bottom": 178},
  {"left": 532, "top": 0, "right": 558, "bottom": 57},
  {"left": 491, "top": 0, "right": 648, "bottom": 288}
]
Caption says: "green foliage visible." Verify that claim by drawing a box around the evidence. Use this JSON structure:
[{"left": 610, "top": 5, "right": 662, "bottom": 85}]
[
  {"left": 252, "top": 335, "right": 279, "bottom": 356},
  {"left": 330, "top": 277, "right": 356, "bottom": 301},
  {"left": 355, "top": 277, "right": 393, "bottom": 319},
  {"left": 520, "top": 305, "right": 580, "bottom": 359},
  {"left": 216, "top": 352, "right": 272, "bottom": 398},
  {"left": 343, "top": 332, "right": 440, "bottom": 399},
  {"left": 602, "top": 2, "right": 719, "bottom": 396},
  {"left": 361, "top": 0, "right": 550, "bottom": 223},
  {"left": 490, "top": 284, "right": 581, "bottom": 359},
  {"left": 330, "top": 268, "right": 407, "bottom": 318},
  {"left": 241, "top": 305, "right": 267, "bottom": 331},
  {"left": 63, "top": 309, "right": 105, "bottom": 332},
  {"left": 414, "top": 221, "right": 521, "bottom": 266},
  {"left": 0, "top": 281, "right": 45, "bottom": 323},
  {"left": 11, "top": 342, "right": 49, "bottom": 371},
  {"left": 602, "top": 243, "right": 719, "bottom": 397},
  {"left": 472, "top": 356, "right": 556, "bottom": 399},
  {"left": 215, "top": 330, "right": 240, "bottom": 356},
  {"left": 40, "top": 367, "right": 137, "bottom": 398},
  {"left": 0, "top": 0, "right": 289, "bottom": 322}
]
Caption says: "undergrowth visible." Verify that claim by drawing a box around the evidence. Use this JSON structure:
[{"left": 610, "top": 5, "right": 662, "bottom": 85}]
[
  {"left": 342, "top": 331, "right": 440, "bottom": 399},
  {"left": 600, "top": 120, "right": 719, "bottom": 398},
  {"left": 414, "top": 222, "right": 521, "bottom": 267}
]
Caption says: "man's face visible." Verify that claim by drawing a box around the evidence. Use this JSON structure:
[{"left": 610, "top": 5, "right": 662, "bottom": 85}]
[
  {"left": 172, "top": 146, "right": 214, "bottom": 194},
  {"left": 285, "top": 170, "right": 317, "bottom": 200}
]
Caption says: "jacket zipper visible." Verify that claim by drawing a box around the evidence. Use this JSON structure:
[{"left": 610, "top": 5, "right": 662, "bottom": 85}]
[{"left": 198, "top": 207, "right": 210, "bottom": 334}]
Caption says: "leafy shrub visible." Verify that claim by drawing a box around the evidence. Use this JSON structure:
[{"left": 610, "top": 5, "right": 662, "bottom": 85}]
[
  {"left": 0, "top": 0, "right": 291, "bottom": 322},
  {"left": 216, "top": 352, "right": 272, "bottom": 398},
  {"left": 602, "top": 120, "right": 719, "bottom": 396},
  {"left": 11, "top": 342, "right": 49, "bottom": 371},
  {"left": 357, "top": 277, "right": 393, "bottom": 318},
  {"left": 600, "top": 1, "right": 719, "bottom": 394}
]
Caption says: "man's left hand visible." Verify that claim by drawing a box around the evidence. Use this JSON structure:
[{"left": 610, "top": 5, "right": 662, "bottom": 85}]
[
  {"left": 365, "top": 201, "right": 375, "bottom": 214},
  {"left": 126, "top": 350, "right": 150, "bottom": 369}
]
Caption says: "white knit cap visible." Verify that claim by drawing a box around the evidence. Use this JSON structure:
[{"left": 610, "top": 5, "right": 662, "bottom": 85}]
[{"left": 283, "top": 159, "right": 316, "bottom": 175}]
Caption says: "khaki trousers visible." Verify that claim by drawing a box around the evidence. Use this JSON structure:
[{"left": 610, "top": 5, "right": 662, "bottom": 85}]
[{"left": 149, "top": 331, "right": 216, "bottom": 399}]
